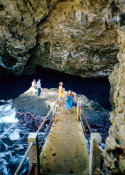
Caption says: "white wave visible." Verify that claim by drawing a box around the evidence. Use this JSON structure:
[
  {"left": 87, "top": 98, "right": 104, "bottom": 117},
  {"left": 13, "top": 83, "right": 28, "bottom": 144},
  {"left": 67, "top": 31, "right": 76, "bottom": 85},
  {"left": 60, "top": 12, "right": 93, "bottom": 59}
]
[
  {"left": 0, "top": 123, "right": 17, "bottom": 138},
  {"left": 0, "top": 159, "right": 8, "bottom": 175},
  {"left": 0, "top": 103, "right": 12, "bottom": 111},
  {"left": 0, "top": 139, "right": 8, "bottom": 150},
  {"left": 38, "top": 132, "right": 45, "bottom": 136},
  {"left": 3, "top": 104, "right": 12, "bottom": 111},
  {"left": 3, "top": 166, "right": 8, "bottom": 175},
  {"left": 9, "top": 129, "right": 20, "bottom": 140},
  {"left": 0, "top": 104, "right": 18, "bottom": 123},
  {"left": 3, "top": 165, "right": 8, "bottom": 175}
]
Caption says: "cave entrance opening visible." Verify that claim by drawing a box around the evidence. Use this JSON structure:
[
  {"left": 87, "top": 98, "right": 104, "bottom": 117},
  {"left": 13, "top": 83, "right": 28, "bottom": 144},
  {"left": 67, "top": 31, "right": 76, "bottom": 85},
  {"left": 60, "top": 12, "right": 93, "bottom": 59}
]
[{"left": 35, "top": 66, "right": 111, "bottom": 110}]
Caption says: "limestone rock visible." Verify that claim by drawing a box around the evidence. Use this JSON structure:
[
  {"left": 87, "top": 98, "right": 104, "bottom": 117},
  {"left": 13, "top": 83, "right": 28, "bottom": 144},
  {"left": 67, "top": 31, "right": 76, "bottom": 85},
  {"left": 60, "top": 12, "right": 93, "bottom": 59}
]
[
  {"left": 31, "top": 0, "right": 120, "bottom": 78},
  {"left": 104, "top": 26, "right": 125, "bottom": 175},
  {"left": 12, "top": 87, "right": 59, "bottom": 116},
  {"left": 0, "top": 0, "right": 125, "bottom": 77},
  {"left": 0, "top": 0, "right": 58, "bottom": 76}
]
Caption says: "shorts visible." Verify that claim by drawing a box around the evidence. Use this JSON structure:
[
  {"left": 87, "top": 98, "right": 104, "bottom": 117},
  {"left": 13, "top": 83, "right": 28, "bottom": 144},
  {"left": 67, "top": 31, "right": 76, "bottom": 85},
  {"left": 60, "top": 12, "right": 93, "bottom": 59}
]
[{"left": 59, "top": 97, "right": 65, "bottom": 100}]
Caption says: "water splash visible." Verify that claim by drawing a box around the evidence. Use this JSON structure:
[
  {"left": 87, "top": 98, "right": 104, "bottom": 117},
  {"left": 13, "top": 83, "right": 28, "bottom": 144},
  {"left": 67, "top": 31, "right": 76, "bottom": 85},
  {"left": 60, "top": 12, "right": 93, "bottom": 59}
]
[
  {"left": 0, "top": 123, "right": 17, "bottom": 138},
  {"left": 0, "top": 104, "right": 18, "bottom": 123},
  {"left": 9, "top": 129, "right": 20, "bottom": 140}
]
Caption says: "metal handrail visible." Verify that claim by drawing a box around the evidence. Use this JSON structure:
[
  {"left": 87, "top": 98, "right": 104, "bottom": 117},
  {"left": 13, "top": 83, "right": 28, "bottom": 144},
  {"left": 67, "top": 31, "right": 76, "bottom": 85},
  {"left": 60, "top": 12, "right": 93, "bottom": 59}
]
[
  {"left": 79, "top": 112, "right": 90, "bottom": 146},
  {"left": 76, "top": 97, "right": 92, "bottom": 134},
  {"left": 14, "top": 100, "right": 58, "bottom": 175},
  {"left": 38, "top": 100, "right": 58, "bottom": 150},
  {"left": 97, "top": 145, "right": 104, "bottom": 154},
  {"left": 80, "top": 107, "right": 92, "bottom": 133},
  {"left": 36, "top": 99, "right": 58, "bottom": 134},
  {"left": 14, "top": 142, "right": 33, "bottom": 175},
  {"left": 36, "top": 108, "right": 52, "bottom": 134},
  {"left": 39, "top": 117, "right": 53, "bottom": 150},
  {"left": 76, "top": 98, "right": 92, "bottom": 148}
]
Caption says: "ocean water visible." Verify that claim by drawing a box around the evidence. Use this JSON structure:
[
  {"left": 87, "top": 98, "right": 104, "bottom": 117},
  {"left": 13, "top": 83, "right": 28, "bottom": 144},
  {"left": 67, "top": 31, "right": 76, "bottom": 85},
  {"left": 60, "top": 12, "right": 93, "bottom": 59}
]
[
  {"left": 0, "top": 103, "right": 30, "bottom": 175},
  {"left": 0, "top": 70, "right": 111, "bottom": 174}
]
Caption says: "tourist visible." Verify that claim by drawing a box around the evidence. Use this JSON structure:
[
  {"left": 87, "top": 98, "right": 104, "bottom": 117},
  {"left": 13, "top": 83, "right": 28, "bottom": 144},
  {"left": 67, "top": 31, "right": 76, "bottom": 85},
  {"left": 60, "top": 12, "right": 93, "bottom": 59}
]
[
  {"left": 72, "top": 93, "right": 77, "bottom": 107},
  {"left": 65, "top": 90, "right": 74, "bottom": 116},
  {"left": 37, "top": 79, "right": 42, "bottom": 96},
  {"left": 32, "top": 79, "right": 37, "bottom": 89},
  {"left": 58, "top": 82, "right": 65, "bottom": 105}
]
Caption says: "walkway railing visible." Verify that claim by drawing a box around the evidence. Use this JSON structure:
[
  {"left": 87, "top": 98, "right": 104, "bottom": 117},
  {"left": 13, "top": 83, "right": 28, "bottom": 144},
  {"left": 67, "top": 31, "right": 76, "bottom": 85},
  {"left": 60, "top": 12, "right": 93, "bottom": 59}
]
[
  {"left": 14, "top": 96, "right": 104, "bottom": 175},
  {"left": 76, "top": 99, "right": 102, "bottom": 175},
  {"left": 14, "top": 142, "right": 33, "bottom": 175},
  {"left": 77, "top": 100, "right": 92, "bottom": 145},
  {"left": 14, "top": 100, "right": 58, "bottom": 175}
]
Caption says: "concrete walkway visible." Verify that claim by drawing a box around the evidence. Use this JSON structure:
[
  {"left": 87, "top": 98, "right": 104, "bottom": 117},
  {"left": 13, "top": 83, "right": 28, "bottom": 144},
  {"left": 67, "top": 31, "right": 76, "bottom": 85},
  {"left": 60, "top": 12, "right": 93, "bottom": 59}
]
[{"left": 40, "top": 106, "right": 89, "bottom": 175}]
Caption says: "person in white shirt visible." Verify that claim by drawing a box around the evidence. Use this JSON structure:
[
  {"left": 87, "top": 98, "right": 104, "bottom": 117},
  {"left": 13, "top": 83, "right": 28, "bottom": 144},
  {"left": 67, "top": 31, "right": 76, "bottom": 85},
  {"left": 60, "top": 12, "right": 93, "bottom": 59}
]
[
  {"left": 37, "top": 79, "right": 42, "bottom": 96},
  {"left": 32, "top": 79, "right": 37, "bottom": 89}
]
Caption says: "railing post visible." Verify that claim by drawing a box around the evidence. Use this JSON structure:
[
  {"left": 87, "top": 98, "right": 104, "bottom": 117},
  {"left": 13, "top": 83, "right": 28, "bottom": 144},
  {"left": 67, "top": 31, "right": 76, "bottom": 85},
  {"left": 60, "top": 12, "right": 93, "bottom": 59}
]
[
  {"left": 77, "top": 101, "right": 81, "bottom": 121},
  {"left": 28, "top": 133, "right": 40, "bottom": 175},
  {"left": 52, "top": 102, "right": 56, "bottom": 122},
  {"left": 89, "top": 133, "right": 102, "bottom": 175}
]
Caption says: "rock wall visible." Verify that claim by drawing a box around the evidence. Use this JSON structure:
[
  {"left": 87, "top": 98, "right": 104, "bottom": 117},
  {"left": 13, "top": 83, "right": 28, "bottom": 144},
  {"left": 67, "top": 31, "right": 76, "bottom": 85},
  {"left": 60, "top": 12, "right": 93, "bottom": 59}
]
[
  {"left": 104, "top": 26, "right": 125, "bottom": 174},
  {"left": 31, "top": 0, "right": 120, "bottom": 77},
  {"left": 0, "top": 0, "right": 59, "bottom": 76},
  {"left": 0, "top": 0, "right": 124, "bottom": 77}
]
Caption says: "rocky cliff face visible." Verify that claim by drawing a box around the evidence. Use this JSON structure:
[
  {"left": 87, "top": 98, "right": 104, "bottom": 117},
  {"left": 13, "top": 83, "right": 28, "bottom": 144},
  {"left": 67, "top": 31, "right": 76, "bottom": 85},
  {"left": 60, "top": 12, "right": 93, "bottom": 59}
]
[
  {"left": 104, "top": 26, "right": 125, "bottom": 174},
  {"left": 0, "top": 0, "right": 59, "bottom": 76},
  {"left": 0, "top": 0, "right": 124, "bottom": 77}
]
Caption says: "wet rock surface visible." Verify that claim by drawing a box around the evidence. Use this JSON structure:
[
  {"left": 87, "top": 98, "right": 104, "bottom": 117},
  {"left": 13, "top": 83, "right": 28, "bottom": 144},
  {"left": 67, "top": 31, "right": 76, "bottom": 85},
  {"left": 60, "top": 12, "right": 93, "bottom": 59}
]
[{"left": 15, "top": 112, "right": 50, "bottom": 132}]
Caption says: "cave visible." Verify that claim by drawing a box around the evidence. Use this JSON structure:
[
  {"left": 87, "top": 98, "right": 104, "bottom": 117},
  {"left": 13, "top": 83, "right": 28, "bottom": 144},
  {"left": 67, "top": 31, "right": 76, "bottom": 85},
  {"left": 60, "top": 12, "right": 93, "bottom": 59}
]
[{"left": 0, "top": 0, "right": 125, "bottom": 174}]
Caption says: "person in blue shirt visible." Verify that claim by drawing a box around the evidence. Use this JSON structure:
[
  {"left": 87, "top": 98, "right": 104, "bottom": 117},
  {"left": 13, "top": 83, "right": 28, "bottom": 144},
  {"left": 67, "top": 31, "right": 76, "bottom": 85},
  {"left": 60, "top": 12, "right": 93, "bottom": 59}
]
[
  {"left": 65, "top": 90, "right": 74, "bottom": 116},
  {"left": 37, "top": 79, "right": 42, "bottom": 96}
]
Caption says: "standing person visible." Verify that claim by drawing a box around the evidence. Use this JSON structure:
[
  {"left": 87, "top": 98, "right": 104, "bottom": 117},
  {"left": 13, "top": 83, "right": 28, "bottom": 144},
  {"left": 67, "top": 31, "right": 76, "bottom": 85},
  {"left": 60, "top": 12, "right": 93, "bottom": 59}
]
[
  {"left": 65, "top": 90, "right": 74, "bottom": 116},
  {"left": 72, "top": 93, "right": 77, "bottom": 107},
  {"left": 58, "top": 82, "right": 65, "bottom": 105},
  {"left": 37, "top": 79, "right": 42, "bottom": 96},
  {"left": 32, "top": 79, "right": 37, "bottom": 89}
]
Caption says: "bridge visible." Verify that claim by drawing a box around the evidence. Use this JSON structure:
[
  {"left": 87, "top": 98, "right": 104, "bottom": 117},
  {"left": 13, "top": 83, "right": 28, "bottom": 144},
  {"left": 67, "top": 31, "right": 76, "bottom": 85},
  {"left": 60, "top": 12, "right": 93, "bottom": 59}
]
[{"left": 14, "top": 99, "right": 103, "bottom": 175}]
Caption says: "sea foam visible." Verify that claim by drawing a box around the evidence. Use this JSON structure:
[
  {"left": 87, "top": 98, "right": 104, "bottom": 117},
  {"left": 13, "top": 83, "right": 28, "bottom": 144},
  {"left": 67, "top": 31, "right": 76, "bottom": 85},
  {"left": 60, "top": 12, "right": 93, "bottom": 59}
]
[{"left": 0, "top": 104, "right": 18, "bottom": 123}]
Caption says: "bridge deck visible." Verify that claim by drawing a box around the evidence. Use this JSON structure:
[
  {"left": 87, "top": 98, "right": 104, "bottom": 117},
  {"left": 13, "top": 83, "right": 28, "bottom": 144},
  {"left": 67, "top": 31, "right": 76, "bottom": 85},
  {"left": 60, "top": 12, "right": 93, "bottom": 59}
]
[{"left": 40, "top": 106, "right": 89, "bottom": 175}]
